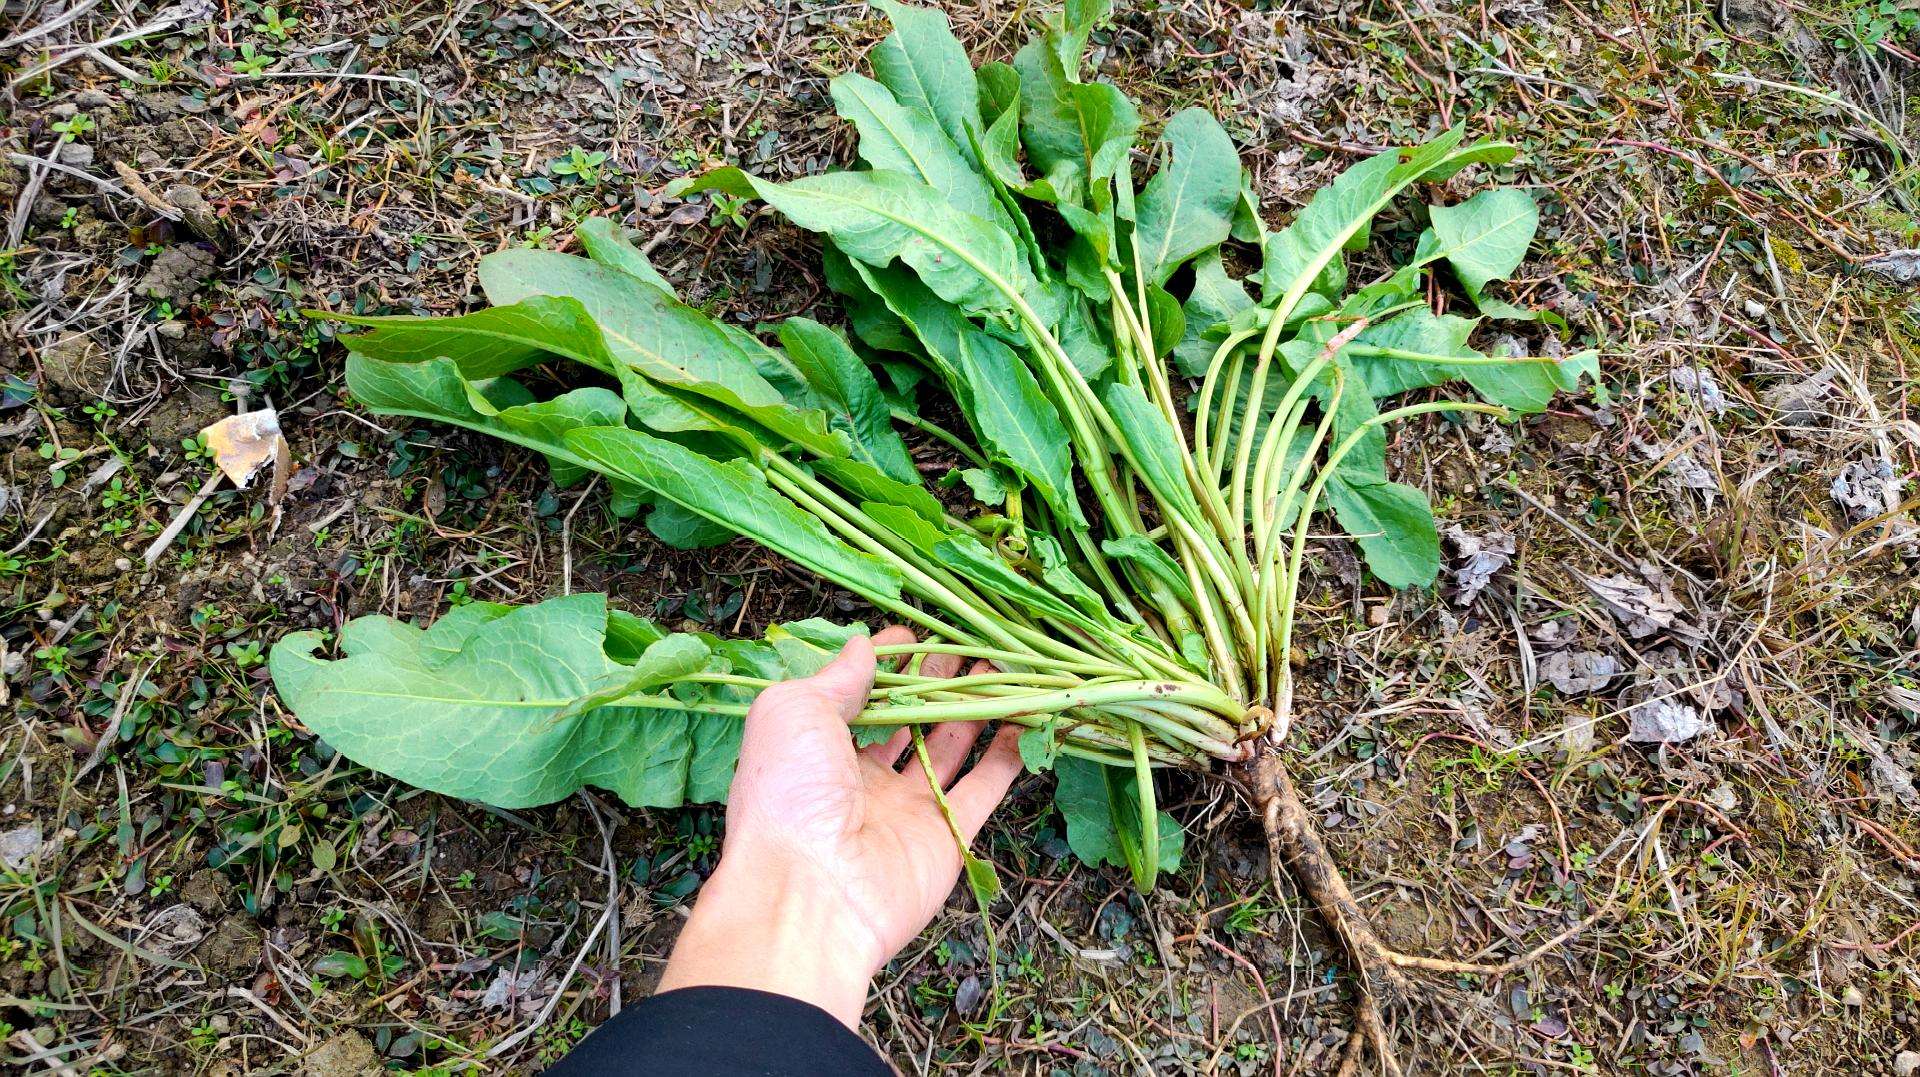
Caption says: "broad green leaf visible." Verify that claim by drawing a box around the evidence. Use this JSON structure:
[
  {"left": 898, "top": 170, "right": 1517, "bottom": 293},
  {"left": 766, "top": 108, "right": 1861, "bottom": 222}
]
[
  {"left": 811, "top": 455, "right": 945, "bottom": 523},
  {"left": 1348, "top": 307, "right": 1589, "bottom": 413},
  {"left": 1052, "top": 756, "right": 1184, "bottom": 876},
  {"left": 765, "top": 619, "right": 870, "bottom": 678},
  {"left": 957, "top": 466, "right": 1014, "bottom": 506},
  {"left": 1170, "top": 249, "right": 1255, "bottom": 377},
  {"left": 324, "top": 295, "right": 612, "bottom": 380},
  {"left": 1258, "top": 128, "right": 1466, "bottom": 314},
  {"left": 1028, "top": 532, "right": 1107, "bottom": 619},
  {"left": 1100, "top": 382, "right": 1200, "bottom": 520},
  {"left": 1012, "top": 39, "right": 1138, "bottom": 189},
  {"left": 1049, "top": 0, "right": 1113, "bottom": 76},
  {"left": 1429, "top": 188, "right": 1537, "bottom": 297},
  {"left": 1324, "top": 477, "right": 1439, "bottom": 588},
  {"left": 680, "top": 168, "right": 1034, "bottom": 318},
  {"left": 563, "top": 425, "right": 903, "bottom": 601},
  {"left": 1018, "top": 721, "right": 1063, "bottom": 771},
  {"left": 646, "top": 501, "right": 735, "bottom": 549},
  {"left": 1133, "top": 108, "right": 1240, "bottom": 285},
  {"left": 477, "top": 250, "right": 848, "bottom": 457},
  {"left": 821, "top": 243, "right": 914, "bottom": 354},
  {"left": 345, "top": 354, "right": 621, "bottom": 486},
  {"left": 867, "top": 0, "right": 983, "bottom": 161},
  {"left": 848, "top": 260, "right": 1082, "bottom": 527},
  {"left": 1143, "top": 281, "right": 1185, "bottom": 358},
  {"left": 1050, "top": 287, "right": 1112, "bottom": 379},
  {"left": 269, "top": 594, "right": 740, "bottom": 809},
  {"left": 1348, "top": 308, "right": 1479, "bottom": 399},
  {"left": 861, "top": 500, "right": 949, "bottom": 554},
  {"left": 552, "top": 632, "right": 711, "bottom": 721},
  {"left": 933, "top": 537, "right": 1093, "bottom": 630},
  {"left": 977, "top": 85, "right": 1062, "bottom": 203},
  {"left": 778, "top": 318, "right": 918, "bottom": 481},
  {"left": 576, "top": 217, "right": 677, "bottom": 296},
  {"left": 830, "top": 73, "right": 1000, "bottom": 224},
  {"left": 1100, "top": 534, "right": 1196, "bottom": 607}
]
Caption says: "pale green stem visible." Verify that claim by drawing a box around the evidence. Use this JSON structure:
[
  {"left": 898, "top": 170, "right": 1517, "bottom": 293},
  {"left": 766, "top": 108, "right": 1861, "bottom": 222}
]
[
  {"left": 1129, "top": 721, "right": 1160, "bottom": 891},
  {"left": 1271, "top": 400, "right": 1508, "bottom": 736}
]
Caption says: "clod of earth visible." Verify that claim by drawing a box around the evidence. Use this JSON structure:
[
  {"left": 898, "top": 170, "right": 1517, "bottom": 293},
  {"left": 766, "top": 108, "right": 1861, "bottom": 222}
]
[{"left": 268, "top": 0, "right": 1600, "bottom": 1063}]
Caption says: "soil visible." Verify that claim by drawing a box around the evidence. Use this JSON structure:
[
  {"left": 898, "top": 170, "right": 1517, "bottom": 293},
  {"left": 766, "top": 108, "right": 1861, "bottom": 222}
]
[{"left": 4, "top": 0, "right": 1919, "bottom": 1073}]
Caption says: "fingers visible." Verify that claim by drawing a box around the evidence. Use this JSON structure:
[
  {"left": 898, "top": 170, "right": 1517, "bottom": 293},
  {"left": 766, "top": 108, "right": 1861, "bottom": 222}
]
[
  {"left": 921, "top": 720, "right": 986, "bottom": 786},
  {"left": 870, "top": 625, "right": 916, "bottom": 655},
  {"left": 795, "top": 634, "right": 880, "bottom": 724},
  {"left": 947, "top": 724, "right": 1025, "bottom": 841},
  {"left": 916, "top": 650, "right": 963, "bottom": 680},
  {"left": 859, "top": 726, "right": 912, "bottom": 768}
]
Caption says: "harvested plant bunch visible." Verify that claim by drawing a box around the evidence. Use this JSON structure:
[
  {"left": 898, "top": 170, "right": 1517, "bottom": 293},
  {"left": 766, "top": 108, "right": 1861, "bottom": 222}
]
[{"left": 272, "top": 0, "right": 1595, "bottom": 893}]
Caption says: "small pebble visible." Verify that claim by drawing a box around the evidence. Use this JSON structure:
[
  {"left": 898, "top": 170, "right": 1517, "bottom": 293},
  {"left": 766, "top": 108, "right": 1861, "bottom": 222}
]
[
  {"left": 1894, "top": 1050, "right": 1920, "bottom": 1077},
  {"left": 1842, "top": 985, "right": 1865, "bottom": 1007}
]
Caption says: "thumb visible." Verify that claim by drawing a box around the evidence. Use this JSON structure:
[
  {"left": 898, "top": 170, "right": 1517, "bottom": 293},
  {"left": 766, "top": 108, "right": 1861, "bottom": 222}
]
[{"left": 800, "top": 634, "right": 879, "bottom": 724}]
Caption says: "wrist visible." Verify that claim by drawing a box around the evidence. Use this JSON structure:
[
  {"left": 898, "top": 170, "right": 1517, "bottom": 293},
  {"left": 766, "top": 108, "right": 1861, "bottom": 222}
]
[{"left": 656, "top": 848, "right": 884, "bottom": 1028}]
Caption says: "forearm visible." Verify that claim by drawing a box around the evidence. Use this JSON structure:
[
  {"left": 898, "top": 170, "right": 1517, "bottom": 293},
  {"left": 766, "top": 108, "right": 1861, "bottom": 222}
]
[{"left": 657, "top": 849, "right": 884, "bottom": 1029}]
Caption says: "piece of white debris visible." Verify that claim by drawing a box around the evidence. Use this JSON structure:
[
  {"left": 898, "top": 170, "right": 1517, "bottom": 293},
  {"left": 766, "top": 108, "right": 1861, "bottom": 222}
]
[
  {"left": 1580, "top": 569, "right": 1699, "bottom": 642},
  {"left": 1830, "top": 457, "right": 1896, "bottom": 523},
  {"left": 201, "top": 407, "right": 287, "bottom": 490},
  {"left": 1626, "top": 694, "right": 1708, "bottom": 744},
  {"left": 481, "top": 966, "right": 556, "bottom": 1013},
  {"left": 1539, "top": 650, "right": 1619, "bottom": 695},
  {"left": 0, "top": 824, "right": 43, "bottom": 872},
  {"left": 1667, "top": 365, "right": 1728, "bottom": 415},
  {"left": 1443, "top": 526, "right": 1514, "bottom": 605},
  {"left": 1863, "top": 249, "right": 1920, "bottom": 283}
]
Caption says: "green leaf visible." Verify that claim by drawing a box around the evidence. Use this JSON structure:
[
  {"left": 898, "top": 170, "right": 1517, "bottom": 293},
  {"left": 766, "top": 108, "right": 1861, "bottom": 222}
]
[
  {"left": 810, "top": 455, "right": 946, "bottom": 523},
  {"left": 822, "top": 244, "right": 915, "bottom": 354},
  {"left": 683, "top": 168, "right": 1034, "bottom": 318},
  {"left": 477, "top": 249, "right": 848, "bottom": 457},
  {"left": 1028, "top": 532, "right": 1107, "bottom": 619},
  {"left": 778, "top": 318, "right": 918, "bottom": 481},
  {"left": 957, "top": 466, "right": 1014, "bottom": 506},
  {"left": 269, "top": 594, "right": 741, "bottom": 809},
  {"left": 324, "top": 295, "right": 612, "bottom": 380},
  {"left": 345, "top": 354, "right": 621, "bottom": 486},
  {"left": 1018, "top": 721, "right": 1063, "bottom": 771},
  {"left": 1052, "top": 756, "right": 1184, "bottom": 874},
  {"left": 830, "top": 73, "right": 1000, "bottom": 224},
  {"left": 1258, "top": 128, "right": 1467, "bottom": 312},
  {"left": 1170, "top": 249, "right": 1255, "bottom": 377},
  {"left": 563, "top": 425, "right": 904, "bottom": 601},
  {"left": 848, "top": 260, "right": 1082, "bottom": 527},
  {"left": 1324, "top": 477, "right": 1439, "bottom": 588},
  {"left": 1012, "top": 39, "right": 1138, "bottom": 190},
  {"left": 1099, "top": 382, "right": 1200, "bottom": 520},
  {"left": 933, "top": 537, "right": 1094, "bottom": 630},
  {"left": 1348, "top": 307, "right": 1588, "bottom": 413},
  {"left": 646, "top": 501, "right": 735, "bottom": 549},
  {"left": 1100, "top": 534, "right": 1196, "bottom": 607},
  {"left": 1133, "top": 108, "right": 1240, "bottom": 285},
  {"left": 861, "top": 500, "right": 949, "bottom": 554},
  {"left": 576, "top": 217, "right": 678, "bottom": 296},
  {"left": 1429, "top": 188, "right": 1538, "bottom": 297},
  {"left": 867, "top": 0, "right": 983, "bottom": 161}
]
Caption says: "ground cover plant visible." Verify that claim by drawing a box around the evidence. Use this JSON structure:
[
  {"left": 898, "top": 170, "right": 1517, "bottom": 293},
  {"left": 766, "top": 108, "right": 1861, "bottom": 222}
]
[{"left": 268, "top": 0, "right": 1596, "bottom": 1053}]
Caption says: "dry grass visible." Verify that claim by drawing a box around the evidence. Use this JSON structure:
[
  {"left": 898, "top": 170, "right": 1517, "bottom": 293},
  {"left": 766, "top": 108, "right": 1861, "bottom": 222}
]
[{"left": 2, "top": 0, "right": 1917, "bottom": 1072}]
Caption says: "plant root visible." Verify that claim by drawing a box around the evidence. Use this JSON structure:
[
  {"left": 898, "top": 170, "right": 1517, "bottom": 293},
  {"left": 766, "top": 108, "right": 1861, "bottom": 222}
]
[{"left": 1246, "top": 745, "right": 1606, "bottom": 1074}]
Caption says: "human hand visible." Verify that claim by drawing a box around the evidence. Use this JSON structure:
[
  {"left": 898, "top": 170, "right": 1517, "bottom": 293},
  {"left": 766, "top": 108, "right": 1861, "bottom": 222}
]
[{"left": 655, "top": 627, "right": 1024, "bottom": 1027}]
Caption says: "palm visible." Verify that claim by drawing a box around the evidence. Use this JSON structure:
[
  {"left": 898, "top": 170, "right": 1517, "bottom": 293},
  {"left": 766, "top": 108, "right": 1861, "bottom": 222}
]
[{"left": 724, "top": 629, "right": 1022, "bottom": 969}]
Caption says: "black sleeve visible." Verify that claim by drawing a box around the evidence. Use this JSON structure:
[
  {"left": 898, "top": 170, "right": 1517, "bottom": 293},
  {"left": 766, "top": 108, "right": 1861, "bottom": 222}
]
[{"left": 543, "top": 986, "right": 892, "bottom": 1076}]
